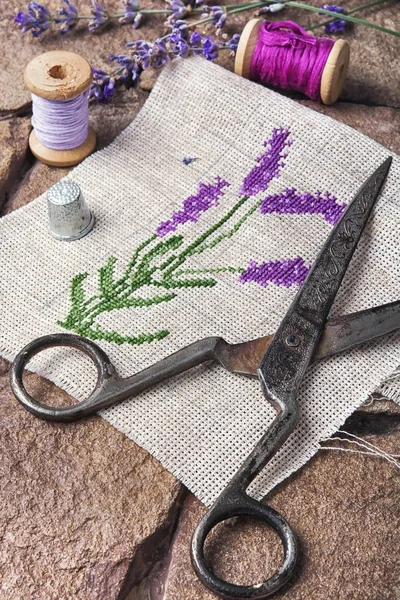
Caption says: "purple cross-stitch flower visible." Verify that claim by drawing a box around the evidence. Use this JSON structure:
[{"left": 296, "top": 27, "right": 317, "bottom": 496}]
[
  {"left": 241, "top": 128, "right": 292, "bottom": 197},
  {"left": 259, "top": 188, "right": 346, "bottom": 225},
  {"left": 156, "top": 177, "right": 230, "bottom": 237},
  {"left": 239, "top": 257, "right": 310, "bottom": 288},
  {"left": 120, "top": 0, "right": 142, "bottom": 28},
  {"left": 320, "top": 4, "right": 347, "bottom": 33},
  {"left": 14, "top": 2, "right": 52, "bottom": 37},
  {"left": 56, "top": 0, "right": 78, "bottom": 34},
  {"left": 88, "top": 1, "right": 109, "bottom": 32}
]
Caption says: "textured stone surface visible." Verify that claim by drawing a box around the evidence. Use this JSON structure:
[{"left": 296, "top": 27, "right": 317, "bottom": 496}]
[
  {"left": 3, "top": 160, "right": 68, "bottom": 214},
  {"left": 300, "top": 101, "right": 400, "bottom": 155},
  {"left": 1, "top": 3, "right": 400, "bottom": 598},
  {"left": 0, "top": 117, "right": 31, "bottom": 210},
  {"left": 0, "top": 358, "right": 182, "bottom": 600},
  {"left": 141, "top": 431, "right": 400, "bottom": 600},
  {"left": 1, "top": 0, "right": 399, "bottom": 111}
]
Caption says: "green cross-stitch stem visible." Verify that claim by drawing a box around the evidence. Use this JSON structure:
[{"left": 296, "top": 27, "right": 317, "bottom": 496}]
[{"left": 58, "top": 194, "right": 256, "bottom": 343}]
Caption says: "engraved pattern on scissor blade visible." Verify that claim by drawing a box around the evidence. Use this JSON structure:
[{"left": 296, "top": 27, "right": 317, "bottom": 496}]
[
  {"left": 300, "top": 175, "right": 381, "bottom": 310},
  {"left": 259, "top": 314, "right": 319, "bottom": 397}
]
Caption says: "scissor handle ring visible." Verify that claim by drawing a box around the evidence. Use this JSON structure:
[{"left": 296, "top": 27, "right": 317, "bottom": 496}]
[
  {"left": 10, "top": 333, "right": 117, "bottom": 422},
  {"left": 191, "top": 490, "right": 297, "bottom": 599}
]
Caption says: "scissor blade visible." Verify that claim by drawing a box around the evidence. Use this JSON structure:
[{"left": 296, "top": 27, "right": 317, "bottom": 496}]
[
  {"left": 314, "top": 299, "right": 400, "bottom": 360},
  {"left": 220, "top": 300, "right": 400, "bottom": 377},
  {"left": 258, "top": 158, "right": 392, "bottom": 401}
]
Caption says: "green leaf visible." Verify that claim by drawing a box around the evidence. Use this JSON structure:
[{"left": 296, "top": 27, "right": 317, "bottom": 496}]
[
  {"left": 98, "top": 292, "right": 177, "bottom": 313},
  {"left": 162, "top": 274, "right": 217, "bottom": 289},
  {"left": 99, "top": 257, "right": 117, "bottom": 299},
  {"left": 71, "top": 323, "right": 170, "bottom": 346},
  {"left": 133, "top": 236, "right": 184, "bottom": 287},
  {"left": 70, "top": 272, "right": 88, "bottom": 310},
  {"left": 123, "top": 292, "right": 176, "bottom": 308},
  {"left": 59, "top": 272, "right": 89, "bottom": 328}
]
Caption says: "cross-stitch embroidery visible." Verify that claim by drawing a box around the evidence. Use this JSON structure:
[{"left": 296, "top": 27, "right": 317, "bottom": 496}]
[{"left": 58, "top": 128, "right": 346, "bottom": 346}]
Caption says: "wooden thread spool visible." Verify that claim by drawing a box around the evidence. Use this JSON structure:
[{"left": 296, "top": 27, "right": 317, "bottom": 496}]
[
  {"left": 24, "top": 51, "right": 97, "bottom": 167},
  {"left": 235, "top": 18, "right": 350, "bottom": 105}
]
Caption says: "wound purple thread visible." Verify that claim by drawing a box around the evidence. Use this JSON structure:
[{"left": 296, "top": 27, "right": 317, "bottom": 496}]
[
  {"left": 31, "top": 91, "right": 90, "bottom": 150},
  {"left": 260, "top": 187, "right": 346, "bottom": 224},
  {"left": 250, "top": 21, "right": 335, "bottom": 102},
  {"left": 239, "top": 256, "right": 310, "bottom": 288},
  {"left": 156, "top": 177, "right": 230, "bottom": 237},
  {"left": 241, "top": 127, "right": 292, "bottom": 196}
]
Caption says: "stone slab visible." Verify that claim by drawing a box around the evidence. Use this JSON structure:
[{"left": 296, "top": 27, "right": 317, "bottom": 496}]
[
  {"left": 0, "top": 82, "right": 185, "bottom": 600},
  {"left": 1, "top": 0, "right": 399, "bottom": 111},
  {"left": 0, "top": 117, "right": 31, "bottom": 210},
  {"left": 0, "top": 357, "right": 182, "bottom": 600},
  {"left": 1, "top": 7, "right": 400, "bottom": 597},
  {"left": 300, "top": 100, "right": 400, "bottom": 154},
  {"left": 144, "top": 430, "right": 400, "bottom": 600}
]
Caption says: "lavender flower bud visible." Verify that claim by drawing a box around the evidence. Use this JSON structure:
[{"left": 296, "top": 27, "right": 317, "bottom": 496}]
[
  {"left": 56, "top": 0, "right": 78, "bottom": 34},
  {"left": 202, "top": 36, "right": 219, "bottom": 61},
  {"left": 227, "top": 33, "right": 240, "bottom": 53},
  {"left": 119, "top": 0, "right": 141, "bottom": 27},
  {"left": 320, "top": 4, "right": 347, "bottom": 33},
  {"left": 14, "top": 2, "right": 52, "bottom": 37},
  {"left": 88, "top": 1, "right": 109, "bottom": 32},
  {"left": 268, "top": 3, "right": 285, "bottom": 12}
]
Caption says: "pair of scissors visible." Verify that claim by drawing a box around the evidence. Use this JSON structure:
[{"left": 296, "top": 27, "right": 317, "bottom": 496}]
[{"left": 11, "top": 158, "right": 399, "bottom": 599}]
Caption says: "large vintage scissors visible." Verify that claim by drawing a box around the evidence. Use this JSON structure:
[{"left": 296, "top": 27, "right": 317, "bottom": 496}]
[{"left": 11, "top": 158, "right": 399, "bottom": 598}]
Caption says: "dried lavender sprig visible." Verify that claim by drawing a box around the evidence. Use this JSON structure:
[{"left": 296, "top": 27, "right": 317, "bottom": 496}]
[
  {"left": 307, "top": 0, "right": 390, "bottom": 32},
  {"left": 14, "top": 2, "right": 52, "bottom": 37},
  {"left": 286, "top": 1, "right": 400, "bottom": 38},
  {"left": 15, "top": 0, "right": 399, "bottom": 38},
  {"left": 91, "top": 27, "right": 239, "bottom": 102},
  {"left": 318, "top": 4, "right": 346, "bottom": 33}
]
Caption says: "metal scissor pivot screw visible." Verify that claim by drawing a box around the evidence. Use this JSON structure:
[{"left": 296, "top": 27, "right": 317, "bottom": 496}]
[{"left": 285, "top": 334, "right": 300, "bottom": 347}]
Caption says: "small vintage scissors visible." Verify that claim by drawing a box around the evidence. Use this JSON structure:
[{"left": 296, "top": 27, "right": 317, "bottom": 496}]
[{"left": 11, "top": 158, "right": 399, "bottom": 599}]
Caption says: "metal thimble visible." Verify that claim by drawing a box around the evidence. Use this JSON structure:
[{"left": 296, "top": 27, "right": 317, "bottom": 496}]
[{"left": 46, "top": 180, "right": 94, "bottom": 241}]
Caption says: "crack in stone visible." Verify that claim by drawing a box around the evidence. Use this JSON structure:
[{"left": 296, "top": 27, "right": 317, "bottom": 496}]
[{"left": 117, "top": 486, "right": 187, "bottom": 600}]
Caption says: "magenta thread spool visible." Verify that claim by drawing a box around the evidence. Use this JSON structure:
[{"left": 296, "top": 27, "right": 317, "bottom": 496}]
[
  {"left": 24, "top": 51, "right": 97, "bottom": 167},
  {"left": 235, "top": 19, "right": 350, "bottom": 105}
]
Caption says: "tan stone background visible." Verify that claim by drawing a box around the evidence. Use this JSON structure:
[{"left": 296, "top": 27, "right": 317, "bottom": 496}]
[{"left": 1, "top": 2, "right": 400, "bottom": 599}]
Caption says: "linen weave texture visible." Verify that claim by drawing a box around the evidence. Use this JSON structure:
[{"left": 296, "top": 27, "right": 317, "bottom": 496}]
[{"left": 0, "top": 57, "right": 399, "bottom": 506}]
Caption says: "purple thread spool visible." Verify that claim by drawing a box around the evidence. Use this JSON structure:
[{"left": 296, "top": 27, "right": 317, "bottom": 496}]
[
  {"left": 235, "top": 19, "right": 350, "bottom": 105},
  {"left": 24, "top": 51, "right": 97, "bottom": 167}
]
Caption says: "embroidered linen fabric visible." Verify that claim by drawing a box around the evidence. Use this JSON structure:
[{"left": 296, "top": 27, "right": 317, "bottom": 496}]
[{"left": 0, "top": 58, "right": 399, "bottom": 506}]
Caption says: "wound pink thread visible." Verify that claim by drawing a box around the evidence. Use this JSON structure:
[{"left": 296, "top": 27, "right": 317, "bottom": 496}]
[{"left": 250, "top": 21, "right": 335, "bottom": 102}]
